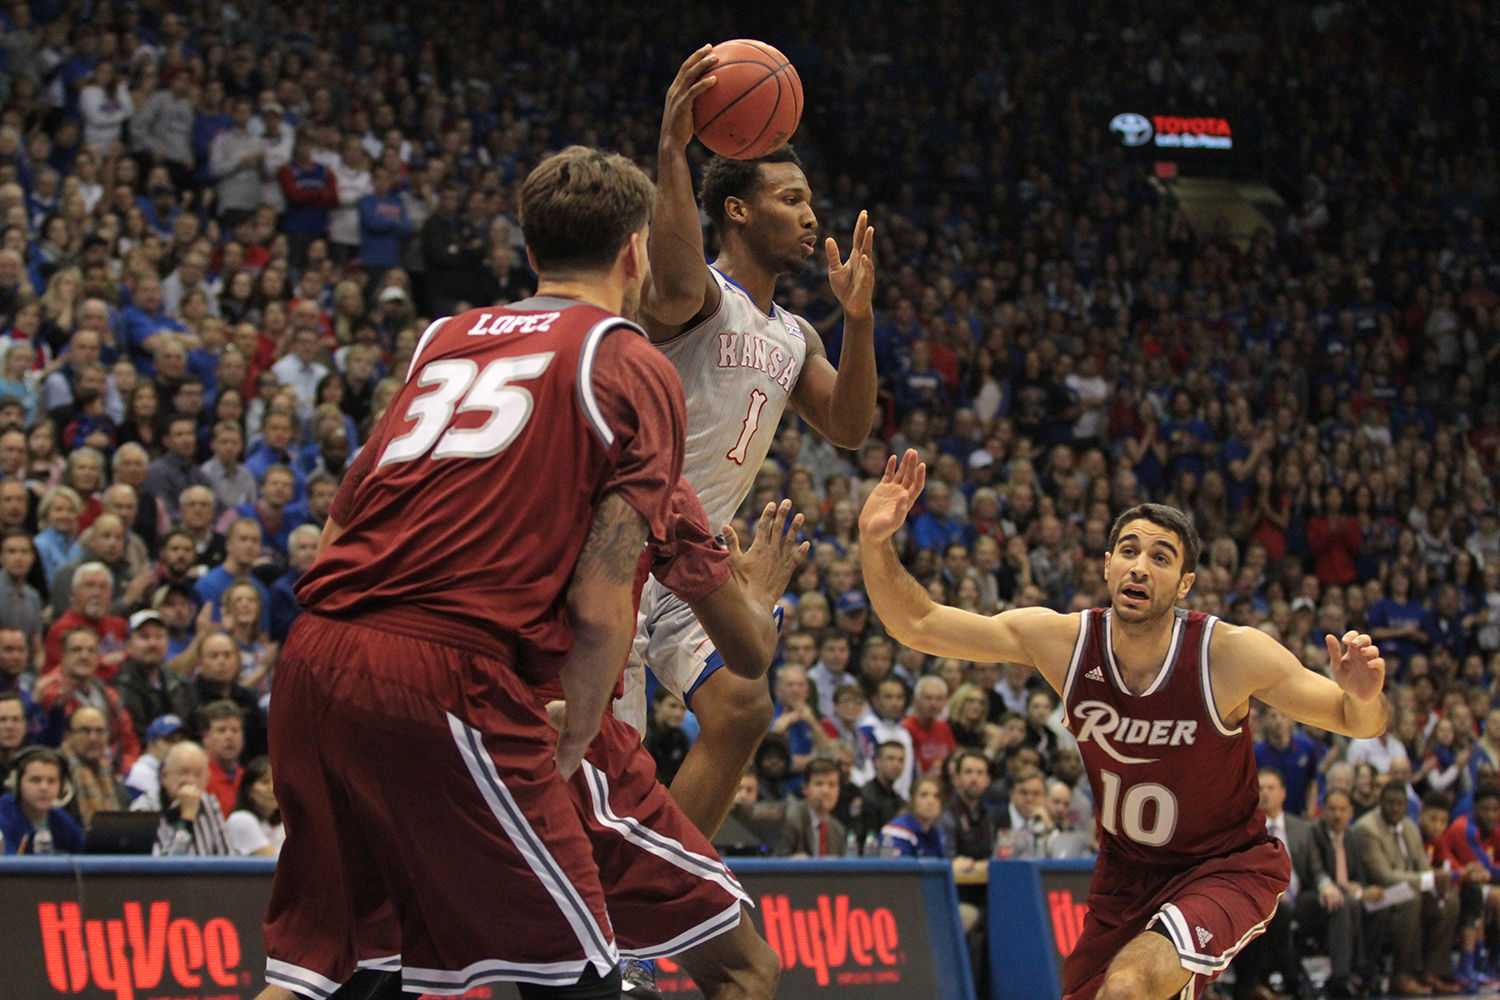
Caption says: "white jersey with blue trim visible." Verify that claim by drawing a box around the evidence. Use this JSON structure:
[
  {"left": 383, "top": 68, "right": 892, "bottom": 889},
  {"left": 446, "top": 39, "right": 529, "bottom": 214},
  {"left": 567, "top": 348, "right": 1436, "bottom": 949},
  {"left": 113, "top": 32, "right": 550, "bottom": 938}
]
[{"left": 656, "top": 266, "right": 809, "bottom": 528}]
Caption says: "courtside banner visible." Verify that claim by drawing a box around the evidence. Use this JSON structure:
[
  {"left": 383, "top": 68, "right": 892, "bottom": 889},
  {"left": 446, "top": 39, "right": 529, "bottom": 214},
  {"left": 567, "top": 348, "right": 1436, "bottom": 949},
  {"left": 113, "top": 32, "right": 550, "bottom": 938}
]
[
  {"left": 652, "top": 858, "right": 974, "bottom": 1000},
  {"left": 987, "top": 858, "right": 1095, "bottom": 1000},
  {"left": 1, "top": 857, "right": 973, "bottom": 1000},
  {"left": 0, "top": 857, "right": 274, "bottom": 1000}
]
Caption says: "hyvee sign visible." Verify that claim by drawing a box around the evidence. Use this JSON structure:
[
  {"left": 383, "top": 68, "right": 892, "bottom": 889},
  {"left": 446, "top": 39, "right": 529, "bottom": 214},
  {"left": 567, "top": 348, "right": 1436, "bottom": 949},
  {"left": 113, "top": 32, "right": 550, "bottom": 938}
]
[{"left": 5, "top": 872, "right": 267, "bottom": 1000}]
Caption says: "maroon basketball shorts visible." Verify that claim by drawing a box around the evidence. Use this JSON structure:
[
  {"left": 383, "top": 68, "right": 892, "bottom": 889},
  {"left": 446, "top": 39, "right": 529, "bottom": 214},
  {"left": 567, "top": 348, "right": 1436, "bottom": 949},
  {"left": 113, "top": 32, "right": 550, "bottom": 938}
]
[
  {"left": 570, "top": 711, "right": 750, "bottom": 956},
  {"left": 262, "top": 615, "right": 617, "bottom": 999},
  {"left": 1061, "top": 838, "right": 1290, "bottom": 1000}
]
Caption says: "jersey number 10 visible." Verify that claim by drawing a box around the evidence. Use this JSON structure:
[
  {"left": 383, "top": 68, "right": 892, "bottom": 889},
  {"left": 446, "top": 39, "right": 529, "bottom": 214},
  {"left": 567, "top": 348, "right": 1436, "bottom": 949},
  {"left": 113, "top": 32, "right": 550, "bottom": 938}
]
[
  {"left": 1098, "top": 768, "right": 1179, "bottom": 848},
  {"left": 380, "top": 354, "right": 556, "bottom": 467}
]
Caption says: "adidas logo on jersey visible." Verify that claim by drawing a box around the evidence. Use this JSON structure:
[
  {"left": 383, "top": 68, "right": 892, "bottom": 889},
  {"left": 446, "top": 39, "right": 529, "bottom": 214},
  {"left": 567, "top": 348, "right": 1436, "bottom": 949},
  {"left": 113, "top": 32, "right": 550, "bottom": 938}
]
[
  {"left": 1085, "top": 667, "right": 1104, "bottom": 682},
  {"left": 1196, "top": 926, "right": 1214, "bottom": 947}
]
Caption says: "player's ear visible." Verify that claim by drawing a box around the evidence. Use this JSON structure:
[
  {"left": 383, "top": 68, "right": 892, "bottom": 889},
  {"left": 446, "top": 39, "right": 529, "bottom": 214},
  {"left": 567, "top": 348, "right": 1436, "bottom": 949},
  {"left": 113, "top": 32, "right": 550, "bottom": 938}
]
[
  {"left": 1177, "top": 570, "right": 1195, "bottom": 600},
  {"left": 724, "top": 195, "right": 749, "bottom": 225},
  {"left": 621, "top": 231, "right": 646, "bottom": 280},
  {"left": 525, "top": 247, "right": 539, "bottom": 274},
  {"left": 1102, "top": 551, "right": 1111, "bottom": 581}
]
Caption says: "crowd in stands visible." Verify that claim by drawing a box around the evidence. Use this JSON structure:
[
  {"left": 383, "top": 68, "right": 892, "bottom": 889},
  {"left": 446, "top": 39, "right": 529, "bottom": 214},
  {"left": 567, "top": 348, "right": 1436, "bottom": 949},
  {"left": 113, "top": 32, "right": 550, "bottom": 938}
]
[{"left": 0, "top": 0, "right": 1498, "bottom": 993}]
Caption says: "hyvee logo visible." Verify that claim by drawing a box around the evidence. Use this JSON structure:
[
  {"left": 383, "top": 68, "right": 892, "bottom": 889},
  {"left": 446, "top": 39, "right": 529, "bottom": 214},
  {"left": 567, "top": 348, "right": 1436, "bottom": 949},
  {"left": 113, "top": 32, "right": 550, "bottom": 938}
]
[
  {"left": 760, "top": 894, "right": 902, "bottom": 986},
  {"left": 40, "top": 901, "right": 243, "bottom": 1000}
]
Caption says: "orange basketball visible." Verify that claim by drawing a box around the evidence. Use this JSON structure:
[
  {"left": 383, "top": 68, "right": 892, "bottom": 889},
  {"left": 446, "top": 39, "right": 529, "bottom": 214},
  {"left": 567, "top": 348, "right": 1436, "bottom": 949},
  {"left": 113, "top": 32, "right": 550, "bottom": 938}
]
[{"left": 692, "top": 39, "right": 803, "bottom": 160}]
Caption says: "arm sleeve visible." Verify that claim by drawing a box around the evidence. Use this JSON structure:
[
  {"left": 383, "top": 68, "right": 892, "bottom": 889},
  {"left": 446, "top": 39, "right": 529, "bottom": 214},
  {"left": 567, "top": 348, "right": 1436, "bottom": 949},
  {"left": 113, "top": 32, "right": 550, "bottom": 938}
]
[
  {"left": 652, "top": 477, "right": 731, "bottom": 604},
  {"left": 587, "top": 329, "right": 686, "bottom": 545}
]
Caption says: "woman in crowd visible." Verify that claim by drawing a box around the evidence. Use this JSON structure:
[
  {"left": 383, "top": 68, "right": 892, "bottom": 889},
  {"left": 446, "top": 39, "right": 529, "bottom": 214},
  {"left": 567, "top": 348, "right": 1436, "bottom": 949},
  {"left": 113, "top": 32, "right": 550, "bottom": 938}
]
[{"left": 224, "top": 756, "right": 283, "bottom": 857}]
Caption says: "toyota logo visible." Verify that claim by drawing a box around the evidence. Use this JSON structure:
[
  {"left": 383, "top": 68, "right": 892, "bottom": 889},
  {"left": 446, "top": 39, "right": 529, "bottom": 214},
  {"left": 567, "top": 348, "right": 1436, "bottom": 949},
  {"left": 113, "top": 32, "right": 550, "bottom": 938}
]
[{"left": 1110, "top": 113, "right": 1153, "bottom": 147}]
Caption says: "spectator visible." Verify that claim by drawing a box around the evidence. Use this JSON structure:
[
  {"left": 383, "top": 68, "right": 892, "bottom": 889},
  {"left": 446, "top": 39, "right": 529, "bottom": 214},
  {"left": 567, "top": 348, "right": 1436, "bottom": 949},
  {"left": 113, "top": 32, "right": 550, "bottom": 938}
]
[
  {"left": 190, "top": 633, "right": 265, "bottom": 761},
  {"left": 858, "top": 740, "right": 908, "bottom": 843},
  {"left": 0, "top": 690, "right": 30, "bottom": 783},
  {"left": 111, "top": 608, "right": 196, "bottom": 745},
  {"left": 778, "top": 758, "right": 847, "bottom": 858},
  {"left": 129, "top": 739, "right": 231, "bottom": 856},
  {"left": 902, "top": 675, "right": 957, "bottom": 778},
  {"left": 357, "top": 164, "right": 411, "bottom": 272},
  {"left": 1352, "top": 782, "right": 1462, "bottom": 995},
  {"left": 994, "top": 765, "right": 1053, "bottom": 859},
  {"left": 42, "top": 562, "right": 128, "bottom": 675},
  {"left": 206, "top": 98, "right": 264, "bottom": 230},
  {"left": 0, "top": 747, "right": 84, "bottom": 853},
  {"left": 853, "top": 676, "right": 915, "bottom": 798},
  {"left": 123, "top": 712, "right": 186, "bottom": 798},
  {"left": 224, "top": 755, "right": 282, "bottom": 857},
  {"left": 59, "top": 704, "right": 129, "bottom": 825},
  {"left": 644, "top": 689, "right": 690, "bottom": 787},
  {"left": 1255, "top": 706, "right": 1323, "bottom": 817},
  {"left": 880, "top": 774, "right": 946, "bottom": 858}
]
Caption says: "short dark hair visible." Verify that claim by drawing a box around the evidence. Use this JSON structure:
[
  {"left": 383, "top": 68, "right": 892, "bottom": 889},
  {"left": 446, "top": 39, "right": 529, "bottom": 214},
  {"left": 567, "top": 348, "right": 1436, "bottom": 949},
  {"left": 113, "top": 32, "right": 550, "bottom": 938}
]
[
  {"left": 1474, "top": 788, "right": 1500, "bottom": 809},
  {"left": 876, "top": 740, "right": 907, "bottom": 756},
  {"left": 520, "top": 145, "right": 654, "bottom": 274},
  {"left": 700, "top": 146, "right": 806, "bottom": 230},
  {"left": 805, "top": 758, "right": 841, "bottom": 783},
  {"left": 199, "top": 699, "right": 245, "bottom": 730},
  {"left": 1107, "top": 502, "right": 1202, "bottom": 574},
  {"left": 1419, "top": 789, "right": 1449, "bottom": 810},
  {"left": 1258, "top": 765, "right": 1285, "bottom": 788}
]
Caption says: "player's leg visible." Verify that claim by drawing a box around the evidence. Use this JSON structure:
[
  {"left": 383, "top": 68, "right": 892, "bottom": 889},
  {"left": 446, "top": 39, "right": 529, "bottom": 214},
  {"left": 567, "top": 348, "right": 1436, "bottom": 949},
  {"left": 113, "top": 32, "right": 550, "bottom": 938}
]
[
  {"left": 670, "top": 663, "right": 773, "bottom": 835},
  {"left": 631, "top": 592, "right": 772, "bottom": 837},
  {"left": 575, "top": 716, "right": 774, "bottom": 1000},
  {"left": 1095, "top": 929, "right": 1193, "bottom": 1000},
  {"left": 672, "top": 905, "right": 781, "bottom": 1000}
]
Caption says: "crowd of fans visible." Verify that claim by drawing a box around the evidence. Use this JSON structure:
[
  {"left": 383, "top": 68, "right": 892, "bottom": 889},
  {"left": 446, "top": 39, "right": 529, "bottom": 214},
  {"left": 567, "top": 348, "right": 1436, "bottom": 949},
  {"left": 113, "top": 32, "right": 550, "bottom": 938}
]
[{"left": 0, "top": 0, "right": 1497, "bottom": 994}]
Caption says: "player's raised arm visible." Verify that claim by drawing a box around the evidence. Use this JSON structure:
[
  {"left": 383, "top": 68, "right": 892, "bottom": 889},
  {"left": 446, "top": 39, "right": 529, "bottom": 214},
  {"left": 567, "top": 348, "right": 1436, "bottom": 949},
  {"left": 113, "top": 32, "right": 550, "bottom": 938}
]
[
  {"left": 790, "top": 210, "right": 878, "bottom": 449},
  {"left": 557, "top": 493, "right": 650, "bottom": 778},
  {"left": 1215, "top": 622, "right": 1388, "bottom": 739},
  {"left": 642, "top": 46, "right": 723, "bottom": 339},
  {"left": 858, "top": 450, "right": 1074, "bottom": 691}
]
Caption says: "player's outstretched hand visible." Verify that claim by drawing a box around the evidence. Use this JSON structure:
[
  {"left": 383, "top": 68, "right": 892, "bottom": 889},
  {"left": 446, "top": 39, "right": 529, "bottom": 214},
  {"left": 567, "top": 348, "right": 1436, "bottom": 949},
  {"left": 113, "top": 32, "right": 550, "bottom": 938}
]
[
  {"left": 661, "top": 45, "right": 719, "bottom": 150},
  {"left": 1326, "top": 631, "right": 1385, "bottom": 703},
  {"left": 725, "top": 499, "right": 808, "bottom": 609},
  {"left": 827, "top": 209, "right": 875, "bottom": 321},
  {"left": 859, "top": 449, "right": 925, "bottom": 544}
]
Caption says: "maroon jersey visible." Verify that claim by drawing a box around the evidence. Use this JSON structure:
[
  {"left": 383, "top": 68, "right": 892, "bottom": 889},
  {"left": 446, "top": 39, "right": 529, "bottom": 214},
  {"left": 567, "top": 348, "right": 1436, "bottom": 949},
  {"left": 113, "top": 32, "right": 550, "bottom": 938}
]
[
  {"left": 297, "top": 297, "right": 686, "bottom": 683},
  {"left": 1062, "top": 607, "right": 1266, "bottom": 869}
]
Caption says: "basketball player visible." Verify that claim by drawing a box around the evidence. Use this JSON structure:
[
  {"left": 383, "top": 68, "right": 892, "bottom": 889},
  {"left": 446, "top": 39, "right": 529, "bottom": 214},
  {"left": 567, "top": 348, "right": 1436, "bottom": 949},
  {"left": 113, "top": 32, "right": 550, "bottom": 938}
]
[
  {"left": 544, "top": 490, "right": 807, "bottom": 1000},
  {"left": 859, "top": 451, "right": 1389, "bottom": 1000},
  {"left": 627, "top": 46, "right": 877, "bottom": 838},
  {"left": 255, "top": 146, "right": 682, "bottom": 1000}
]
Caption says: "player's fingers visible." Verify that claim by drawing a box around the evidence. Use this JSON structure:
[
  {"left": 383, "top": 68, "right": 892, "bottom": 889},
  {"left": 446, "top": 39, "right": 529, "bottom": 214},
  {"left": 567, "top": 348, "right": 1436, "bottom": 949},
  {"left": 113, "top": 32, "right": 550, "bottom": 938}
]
[
  {"left": 756, "top": 501, "right": 779, "bottom": 541},
  {"left": 722, "top": 523, "right": 742, "bottom": 555},
  {"left": 784, "top": 513, "right": 806, "bottom": 554},
  {"left": 825, "top": 235, "right": 842, "bottom": 269},
  {"left": 769, "top": 498, "right": 792, "bottom": 540},
  {"left": 914, "top": 461, "right": 927, "bottom": 496},
  {"left": 685, "top": 75, "right": 718, "bottom": 101},
  {"left": 794, "top": 540, "right": 811, "bottom": 563},
  {"left": 884, "top": 454, "right": 899, "bottom": 480},
  {"left": 1325, "top": 633, "right": 1342, "bottom": 663}
]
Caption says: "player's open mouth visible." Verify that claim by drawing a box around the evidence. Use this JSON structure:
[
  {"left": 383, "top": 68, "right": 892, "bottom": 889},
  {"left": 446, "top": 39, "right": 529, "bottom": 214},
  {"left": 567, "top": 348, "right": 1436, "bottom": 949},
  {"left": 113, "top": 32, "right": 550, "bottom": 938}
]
[
  {"left": 800, "top": 236, "right": 817, "bottom": 253},
  {"left": 1121, "top": 585, "right": 1149, "bottom": 602}
]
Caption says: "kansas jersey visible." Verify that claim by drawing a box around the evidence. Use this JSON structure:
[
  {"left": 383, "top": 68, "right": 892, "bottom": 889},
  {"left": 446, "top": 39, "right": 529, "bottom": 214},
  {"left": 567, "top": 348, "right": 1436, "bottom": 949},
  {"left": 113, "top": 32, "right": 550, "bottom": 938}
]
[
  {"left": 657, "top": 265, "right": 808, "bottom": 528},
  {"left": 1062, "top": 607, "right": 1266, "bottom": 868}
]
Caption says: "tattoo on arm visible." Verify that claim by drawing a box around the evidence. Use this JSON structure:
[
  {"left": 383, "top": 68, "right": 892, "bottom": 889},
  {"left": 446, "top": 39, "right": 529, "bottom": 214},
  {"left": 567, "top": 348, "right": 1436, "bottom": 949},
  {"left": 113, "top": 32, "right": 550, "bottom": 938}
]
[{"left": 574, "top": 493, "right": 648, "bottom": 586}]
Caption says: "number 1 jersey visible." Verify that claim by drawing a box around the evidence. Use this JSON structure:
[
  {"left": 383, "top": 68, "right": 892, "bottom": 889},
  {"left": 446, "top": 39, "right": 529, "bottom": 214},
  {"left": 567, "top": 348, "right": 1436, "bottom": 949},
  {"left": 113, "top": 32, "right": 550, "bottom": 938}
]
[
  {"left": 656, "top": 266, "right": 808, "bottom": 529},
  {"left": 1062, "top": 607, "right": 1266, "bottom": 868},
  {"left": 296, "top": 297, "right": 686, "bottom": 683}
]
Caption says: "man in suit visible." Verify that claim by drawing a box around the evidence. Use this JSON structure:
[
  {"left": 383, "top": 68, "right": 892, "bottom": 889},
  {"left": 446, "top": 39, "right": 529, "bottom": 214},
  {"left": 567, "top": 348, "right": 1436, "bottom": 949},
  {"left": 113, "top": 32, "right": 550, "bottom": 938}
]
[
  {"left": 995, "top": 764, "right": 1054, "bottom": 859},
  {"left": 778, "top": 758, "right": 847, "bottom": 857},
  {"left": 1308, "top": 789, "right": 1381, "bottom": 997},
  {"left": 1352, "top": 780, "right": 1463, "bottom": 995},
  {"left": 1234, "top": 767, "right": 1322, "bottom": 1000}
]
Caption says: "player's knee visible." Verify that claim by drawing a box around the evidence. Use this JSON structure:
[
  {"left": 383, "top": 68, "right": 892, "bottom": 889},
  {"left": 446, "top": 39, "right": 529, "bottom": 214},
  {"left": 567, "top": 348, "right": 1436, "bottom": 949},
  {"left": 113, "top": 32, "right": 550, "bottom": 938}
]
[
  {"left": 1096, "top": 969, "right": 1151, "bottom": 1000},
  {"left": 697, "top": 673, "right": 773, "bottom": 739}
]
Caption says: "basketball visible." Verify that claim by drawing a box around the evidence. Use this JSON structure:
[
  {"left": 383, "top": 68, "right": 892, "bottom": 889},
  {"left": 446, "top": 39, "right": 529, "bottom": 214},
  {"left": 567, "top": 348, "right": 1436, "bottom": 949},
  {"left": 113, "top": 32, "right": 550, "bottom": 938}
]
[{"left": 692, "top": 39, "right": 803, "bottom": 160}]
